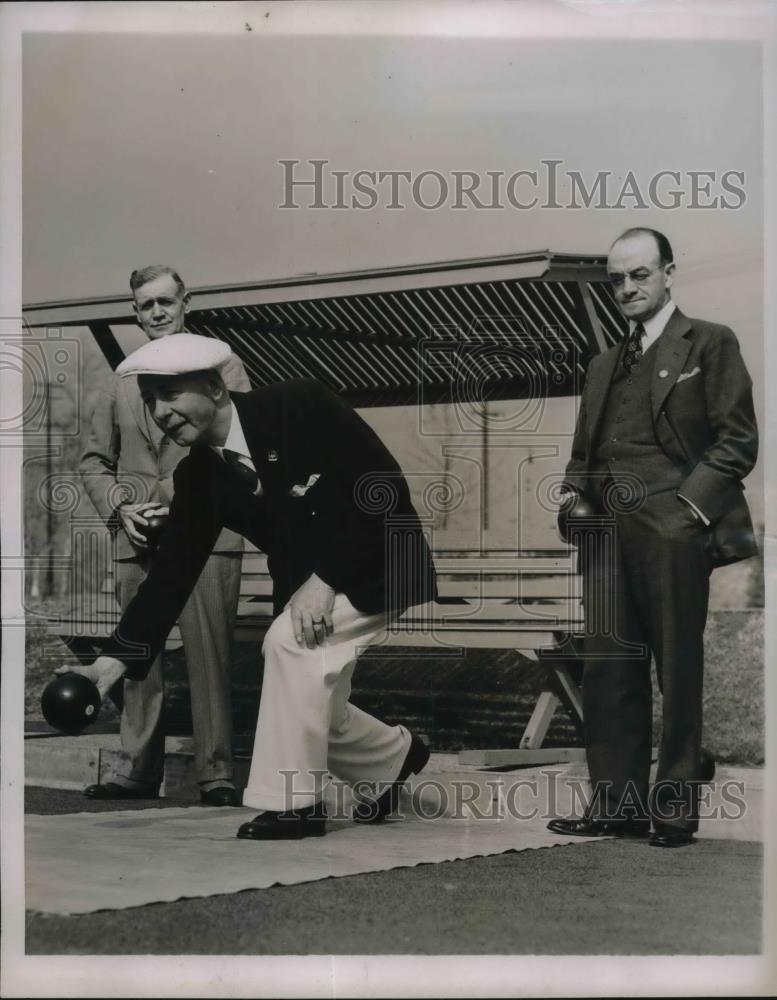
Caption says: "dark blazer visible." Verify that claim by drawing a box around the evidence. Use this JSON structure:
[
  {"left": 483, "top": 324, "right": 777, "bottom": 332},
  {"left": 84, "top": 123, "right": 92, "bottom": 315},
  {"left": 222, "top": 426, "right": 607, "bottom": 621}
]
[
  {"left": 564, "top": 308, "right": 758, "bottom": 568},
  {"left": 103, "top": 378, "right": 437, "bottom": 680}
]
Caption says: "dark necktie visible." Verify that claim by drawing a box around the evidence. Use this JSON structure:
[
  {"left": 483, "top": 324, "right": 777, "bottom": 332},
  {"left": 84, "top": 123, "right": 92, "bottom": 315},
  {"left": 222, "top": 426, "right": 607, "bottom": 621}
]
[
  {"left": 623, "top": 321, "right": 646, "bottom": 375},
  {"left": 223, "top": 448, "right": 259, "bottom": 494}
]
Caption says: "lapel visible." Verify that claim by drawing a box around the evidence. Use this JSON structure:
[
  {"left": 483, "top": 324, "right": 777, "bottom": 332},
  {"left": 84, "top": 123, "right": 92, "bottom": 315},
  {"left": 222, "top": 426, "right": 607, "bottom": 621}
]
[
  {"left": 147, "top": 411, "right": 168, "bottom": 452},
  {"left": 129, "top": 373, "right": 177, "bottom": 457},
  {"left": 231, "top": 390, "right": 284, "bottom": 501},
  {"left": 585, "top": 343, "right": 622, "bottom": 451},
  {"left": 650, "top": 308, "right": 692, "bottom": 421},
  {"left": 124, "top": 375, "right": 157, "bottom": 447}
]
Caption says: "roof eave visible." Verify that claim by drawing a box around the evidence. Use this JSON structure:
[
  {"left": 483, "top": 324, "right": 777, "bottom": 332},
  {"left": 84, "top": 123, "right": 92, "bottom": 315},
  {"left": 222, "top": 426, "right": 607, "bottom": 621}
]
[{"left": 22, "top": 250, "right": 608, "bottom": 328}]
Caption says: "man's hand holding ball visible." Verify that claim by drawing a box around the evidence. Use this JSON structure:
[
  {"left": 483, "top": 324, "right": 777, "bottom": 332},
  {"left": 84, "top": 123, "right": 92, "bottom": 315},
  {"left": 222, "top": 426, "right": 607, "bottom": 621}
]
[{"left": 54, "top": 656, "right": 127, "bottom": 702}]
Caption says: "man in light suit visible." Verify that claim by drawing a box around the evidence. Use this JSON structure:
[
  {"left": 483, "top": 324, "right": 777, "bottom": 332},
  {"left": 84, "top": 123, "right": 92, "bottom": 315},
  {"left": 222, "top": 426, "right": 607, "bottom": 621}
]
[
  {"left": 64, "top": 333, "right": 437, "bottom": 839},
  {"left": 79, "top": 266, "right": 250, "bottom": 805},
  {"left": 548, "top": 228, "right": 758, "bottom": 848}
]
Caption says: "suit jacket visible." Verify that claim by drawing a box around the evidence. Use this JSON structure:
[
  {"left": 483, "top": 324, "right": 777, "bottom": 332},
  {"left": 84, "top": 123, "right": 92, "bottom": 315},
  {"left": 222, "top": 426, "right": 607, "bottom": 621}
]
[
  {"left": 103, "top": 378, "right": 438, "bottom": 680},
  {"left": 564, "top": 308, "right": 758, "bottom": 568},
  {"left": 80, "top": 350, "right": 251, "bottom": 559}
]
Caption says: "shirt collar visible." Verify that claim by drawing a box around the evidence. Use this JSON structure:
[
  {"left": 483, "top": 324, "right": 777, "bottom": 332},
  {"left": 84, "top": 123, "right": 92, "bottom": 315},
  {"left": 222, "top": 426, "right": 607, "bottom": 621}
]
[
  {"left": 630, "top": 298, "right": 676, "bottom": 352},
  {"left": 211, "top": 401, "right": 252, "bottom": 463}
]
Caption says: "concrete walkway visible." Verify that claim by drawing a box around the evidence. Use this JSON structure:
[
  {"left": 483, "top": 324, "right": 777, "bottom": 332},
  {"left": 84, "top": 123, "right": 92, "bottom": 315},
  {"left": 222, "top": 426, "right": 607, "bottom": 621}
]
[{"left": 24, "top": 731, "right": 765, "bottom": 842}]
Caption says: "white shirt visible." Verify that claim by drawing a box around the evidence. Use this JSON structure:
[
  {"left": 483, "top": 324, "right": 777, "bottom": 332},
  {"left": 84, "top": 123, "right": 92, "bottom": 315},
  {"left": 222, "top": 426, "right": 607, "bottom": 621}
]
[
  {"left": 210, "top": 402, "right": 262, "bottom": 496},
  {"left": 630, "top": 297, "right": 676, "bottom": 354}
]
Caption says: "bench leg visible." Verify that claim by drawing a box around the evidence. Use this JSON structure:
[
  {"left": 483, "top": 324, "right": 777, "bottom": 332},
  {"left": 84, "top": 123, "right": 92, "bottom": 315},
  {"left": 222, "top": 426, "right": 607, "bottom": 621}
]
[
  {"left": 457, "top": 746, "right": 587, "bottom": 767},
  {"left": 519, "top": 690, "right": 560, "bottom": 750},
  {"left": 456, "top": 646, "right": 586, "bottom": 769},
  {"left": 457, "top": 690, "right": 586, "bottom": 767},
  {"left": 548, "top": 663, "right": 584, "bottom": 730}
]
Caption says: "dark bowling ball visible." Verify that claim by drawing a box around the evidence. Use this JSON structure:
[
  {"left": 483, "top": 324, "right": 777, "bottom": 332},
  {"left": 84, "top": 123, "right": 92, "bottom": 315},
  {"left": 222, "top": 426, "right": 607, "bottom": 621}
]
[
  {"left": 41, "top": 673, "right": 101, "bottom": 734},
  {"left": 557, "top": 493, "right": 600, "bottom": 543},
  {"left": 138, "top": 511, "right": 168, "bottom": 550}
]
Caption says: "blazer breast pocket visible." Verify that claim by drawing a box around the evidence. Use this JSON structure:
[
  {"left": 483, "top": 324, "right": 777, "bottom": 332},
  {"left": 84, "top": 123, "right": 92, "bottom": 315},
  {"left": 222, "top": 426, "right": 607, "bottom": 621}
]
[
  {"left": 289, "top": 473, "right": 321, "bottom": 498},
  {"left": 674, "top": 366, "right": 701, "bottom": 385}
]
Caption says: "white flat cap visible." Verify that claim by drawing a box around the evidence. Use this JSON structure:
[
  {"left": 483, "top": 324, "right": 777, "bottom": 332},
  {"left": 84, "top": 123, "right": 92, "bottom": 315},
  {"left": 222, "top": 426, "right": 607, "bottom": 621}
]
[{"left": 116, "top": 332, "right": 232, "bottom": 378}]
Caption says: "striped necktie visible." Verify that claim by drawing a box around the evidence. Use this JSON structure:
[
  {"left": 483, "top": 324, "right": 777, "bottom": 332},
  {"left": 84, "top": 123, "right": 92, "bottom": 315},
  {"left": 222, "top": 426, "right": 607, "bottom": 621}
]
[
  {"left": 623, "top": 321, "right": 646, "bottom": 375},
  {"left": 223, "top": 448, "right": 259, "bottom": 494}
]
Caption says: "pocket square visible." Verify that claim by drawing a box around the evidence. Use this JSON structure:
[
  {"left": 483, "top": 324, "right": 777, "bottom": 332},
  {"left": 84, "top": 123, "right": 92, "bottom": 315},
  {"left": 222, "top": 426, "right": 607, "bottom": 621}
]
[
  {"left": 676, "top": 366, "right": 701, "bottom": 383},
  {"left": 290, "top": 474, "right": 321, "bottom": 497}
]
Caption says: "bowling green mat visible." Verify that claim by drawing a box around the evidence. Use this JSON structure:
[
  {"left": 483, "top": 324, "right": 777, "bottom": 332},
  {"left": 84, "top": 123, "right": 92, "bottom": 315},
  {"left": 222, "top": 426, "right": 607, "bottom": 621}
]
[{"left": 25, "top": 807, "right": 602, "bottom": 915}]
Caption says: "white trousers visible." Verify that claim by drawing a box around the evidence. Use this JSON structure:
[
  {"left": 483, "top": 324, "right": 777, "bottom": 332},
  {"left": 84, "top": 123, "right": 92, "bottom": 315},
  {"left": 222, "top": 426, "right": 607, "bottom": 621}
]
[{"left": 242, "top": 594, "right": 411, "bottom": 811}]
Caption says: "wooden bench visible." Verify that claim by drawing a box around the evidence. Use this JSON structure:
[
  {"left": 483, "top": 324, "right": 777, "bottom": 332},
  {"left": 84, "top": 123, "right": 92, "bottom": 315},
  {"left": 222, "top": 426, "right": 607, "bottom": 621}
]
[{"left": 45, "top": 544, "right": 586, "bottom": 768}]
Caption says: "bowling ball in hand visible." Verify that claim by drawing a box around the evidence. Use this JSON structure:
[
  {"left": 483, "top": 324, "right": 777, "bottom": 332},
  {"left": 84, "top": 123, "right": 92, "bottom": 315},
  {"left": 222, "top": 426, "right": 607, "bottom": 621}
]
[
  {"left": 557, "top": 492, "right": 601, "bottom": 543},
  {"left": 138, "top": 510, "right": 168, "bottom": 550},
  {"left": 41, "top": 673, "right": 101, "bottom": 734}
]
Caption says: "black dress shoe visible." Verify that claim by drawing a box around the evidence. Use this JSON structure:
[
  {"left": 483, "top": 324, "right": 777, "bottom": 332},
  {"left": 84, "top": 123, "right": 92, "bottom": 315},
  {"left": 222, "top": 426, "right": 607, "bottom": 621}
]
[
  {"left": 200, "top": 787, "right": 241, "bottom": 807},
  {"left": 84, "top": 781, "right": 159, "bottom": 800},
  {"left": 236, "top": 803, "right": 327, "bottom": 841},
  {"left": 352, "top": 733, "right": 431, "bottom": 824},
  {"left": 649, "top": 829, "right": 695, "bottom": 848},
  {"left": 547, "top": 817, "right": 650, "bottom": 838}
]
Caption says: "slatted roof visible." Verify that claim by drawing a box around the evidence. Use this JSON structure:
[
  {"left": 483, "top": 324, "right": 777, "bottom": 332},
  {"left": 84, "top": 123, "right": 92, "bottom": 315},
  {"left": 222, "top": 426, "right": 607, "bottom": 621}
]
[{"left": 23, "top": 251, "right": 627, "bottom": 406}]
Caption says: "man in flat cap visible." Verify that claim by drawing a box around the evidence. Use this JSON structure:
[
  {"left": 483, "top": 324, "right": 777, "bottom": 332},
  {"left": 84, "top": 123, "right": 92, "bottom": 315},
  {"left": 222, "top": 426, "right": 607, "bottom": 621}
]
[
  {"left": 62, "top": 333, "right": 436, "bottom": 840},
  {"left": 79, "top": 266, "right": 250, "bottom": 806}
]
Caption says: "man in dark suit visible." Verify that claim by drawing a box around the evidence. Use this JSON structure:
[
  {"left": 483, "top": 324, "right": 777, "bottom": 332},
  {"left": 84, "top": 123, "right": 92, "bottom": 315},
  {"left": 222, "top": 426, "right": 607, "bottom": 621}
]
[
  {"left": 61, "top": 333, "right": 436, "bottom": 841},
  {"left": 548, "top": 227, "right": 758, "bottom": 848}
]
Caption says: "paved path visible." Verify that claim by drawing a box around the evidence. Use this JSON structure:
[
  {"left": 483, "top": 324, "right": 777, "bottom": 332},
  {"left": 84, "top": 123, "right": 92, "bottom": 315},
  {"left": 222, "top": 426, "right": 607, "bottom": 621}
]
[{"left": 24, "top": 787, "right": 762, "bottom": 955}]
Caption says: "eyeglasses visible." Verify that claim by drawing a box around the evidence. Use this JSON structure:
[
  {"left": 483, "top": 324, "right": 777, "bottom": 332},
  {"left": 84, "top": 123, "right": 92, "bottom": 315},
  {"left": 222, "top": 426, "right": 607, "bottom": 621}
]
[{"left": 607, "top": 265, "right": 666, "bottom": 288}]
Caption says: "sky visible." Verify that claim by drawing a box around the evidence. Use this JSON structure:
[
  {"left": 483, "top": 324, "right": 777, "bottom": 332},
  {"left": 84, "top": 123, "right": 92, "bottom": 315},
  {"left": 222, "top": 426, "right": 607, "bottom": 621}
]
[
  {"left": 21, "top": 28, "right": 765, "bottom": 519},
  {"left": 23, "top": 33, "right": 761, "bottom": 302}
]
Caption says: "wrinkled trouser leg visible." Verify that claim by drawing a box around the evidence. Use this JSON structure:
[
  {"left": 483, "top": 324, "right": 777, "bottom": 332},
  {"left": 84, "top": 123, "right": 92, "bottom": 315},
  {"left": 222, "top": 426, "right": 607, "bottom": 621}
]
[
  {"left": 178, "top": 551, "right": 242, "bottom": 784},
  {"left": 621, "top": 493, "right": 710, "bottom": 834},
  {"left": 580, "top": 492, "right": 711, "bottom": 832},
  {"left": 242, "top": 594, "right": 410, "bottom": 812},
  {"left": 115, "top": 558, "right": 165, "bottom": 787},
  {"left": 117, "top": 551, "right": 241, "bottom": 788},
  {"left": 581, "top": 523, "right": 652, "bottom": 823}
]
